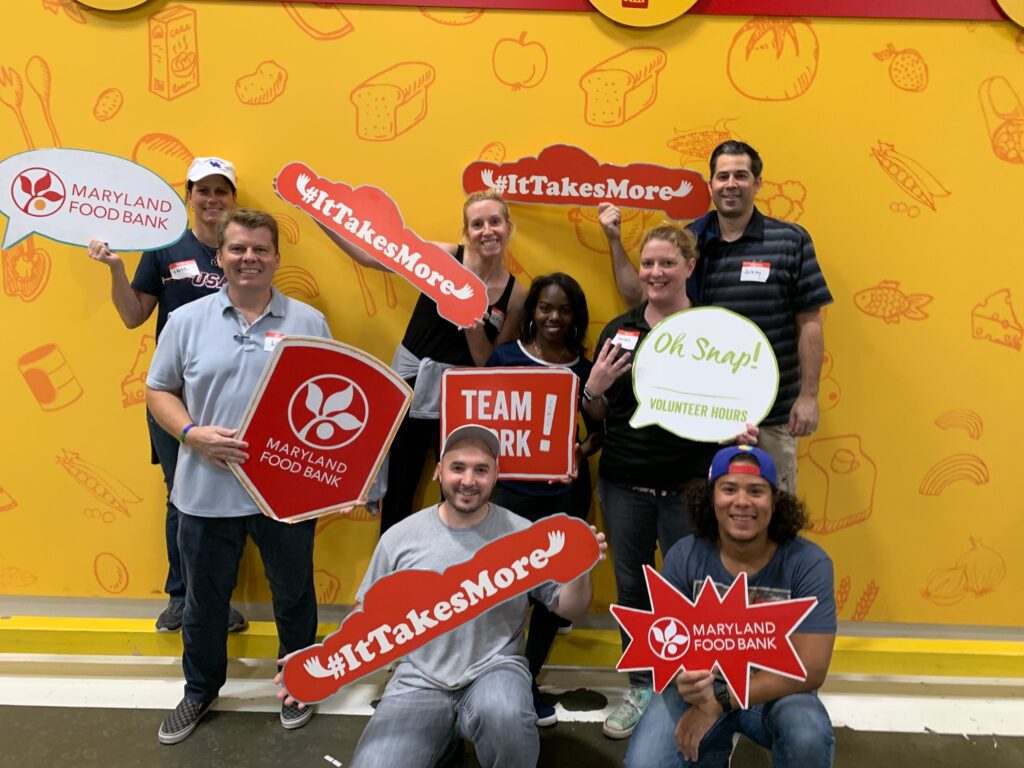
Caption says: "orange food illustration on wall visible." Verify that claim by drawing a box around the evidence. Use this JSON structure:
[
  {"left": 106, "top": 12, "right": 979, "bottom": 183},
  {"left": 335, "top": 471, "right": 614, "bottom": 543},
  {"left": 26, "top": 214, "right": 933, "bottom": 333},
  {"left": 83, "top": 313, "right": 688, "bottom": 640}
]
[
  {"left": 314, "top": 568, "right": 340, "bottom": 604},
  {"left": 25, "top": 55, "right": 61, "bottom": 147},
  {"left": 273, "top": 265, "right": 320, "bottom": 300},
  {"left": 870, "top": 141, "right": 950, "bottom": 211},
  {"left": 0, "top": 566, "right": 37, "bottom": 589},
  {"left": 281, "top": 2, "right": 353, "bottom": 40},
  {"left": 93, "top": 552, "right": 129, "bottom": 594},
  {"left": 0, "top": 63, "right": 35, "bottom": 149},
  {"left": 477, "top": 141, "right": 506, "bottom": 163},
  {"left": 272, "top": 212, "right": 300, "bottom": 245},
  {"left": 755, "top": 179, "right": 806, "bottom": 222},
  {"left": 0, "top": 485, "right": 17, "bottom": 511},
  {"left": 801, "top": 434, "right": 876, "bottom": 534},
  {"left": 978, "top": 76, "right": 1024, "bottom": 164},
  {"left": 568, "top": 206, "right": 655, "bottom": 255},
  {"left": 419, "top": 8, "right": 484, "bottom": 26},
  {"left": 726, "top": 18, "right": 819, "bottom": 102},
  {"left": 971, "top": 288, "right": 1022, "bottom": 350},
  {"left": 2, "top": 236, "right": 51, "bottom": 302},
  {"left": 83, "top": 506, "right": 116, "bottom": 524},
  {"left": 818, "top": 349, "right": 840, "bottom": 412},
  {"left": 492, "top": 32, "right": 548, "bottom": 91},
  {"left": 18, "top": 343, "right": 83, "bottom": 410},
  {"left": 666, "top": 118, "right": 739, "bottom": 168},
  {"left": 580, "top": 48, "right": 666, "bottom": 128},
  {"left": 56, "top": 449, "right": 142, "bottom": 516},
  {"left": 131, "top": 132, "right": 193, "bottom": 187},
  {"left": 350, "top": 62, "right": 436, "bottom": 141},
  {"left": 148, "top": 5, "right": 199, "bottom": 101},
  {"left": 934, "top": 408, "right": 983, "bottom": 439},
  {"left": 834, "top": 575, "right": 879, "bottom": 620},
  {"left": 92, "top": 87, "right": 123, "bottom": 121},
  {"left": 922, "top": 537, "right": 1006, "bottom": 606},
  {"left": 873, "top": 43, "right": 928, "bottom": 92},
  {"left": 235, "top": 60, "right": 287, "bottom": 105},
  {"left": 121, "top": 335, "right": 155, "bottom": 408},
  {"left": 42, "top": 0, "right": 87, "bottom": 25},
  {"left": 919, "top": 453, "right": 989, "bottom": 496},
  {"left": 854, "top": 280, "right": 931, "bottom": 323}
]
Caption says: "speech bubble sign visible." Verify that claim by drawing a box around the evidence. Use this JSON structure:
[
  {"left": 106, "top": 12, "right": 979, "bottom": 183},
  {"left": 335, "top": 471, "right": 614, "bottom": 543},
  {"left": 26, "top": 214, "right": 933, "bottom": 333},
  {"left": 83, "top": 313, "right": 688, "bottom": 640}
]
[
  {"left": 629, "top": 307, "right": 779, "bottom": 442},
  {"left": 282, "top": 514, "right": 600, "bottom": 704},
  {"left": 441, "top": 367, "right": 579, "bottom": 480},
  {"left": 611, "top": 568, "right": 817, "bottom": 708},
  {"left": 0, "top": 148, "right": 188, "bottom": 251}
]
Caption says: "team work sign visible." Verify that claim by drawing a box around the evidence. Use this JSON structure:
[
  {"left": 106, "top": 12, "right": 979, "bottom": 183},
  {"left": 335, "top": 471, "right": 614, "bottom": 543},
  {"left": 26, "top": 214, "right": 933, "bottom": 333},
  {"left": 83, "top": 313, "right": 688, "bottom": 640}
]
[
  {"left": 441, "top": 367, "right": 579, "bottom": 480},
  {"left": 232, "top": 337, "right": 412, "bottom": 523}
]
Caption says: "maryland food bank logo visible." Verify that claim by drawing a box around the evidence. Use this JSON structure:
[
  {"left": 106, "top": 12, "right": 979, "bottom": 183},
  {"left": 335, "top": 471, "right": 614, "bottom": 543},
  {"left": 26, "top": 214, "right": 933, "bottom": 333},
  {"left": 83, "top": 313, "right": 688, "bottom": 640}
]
[
  {"left": 588, "top": 0, "right": 697, "bottom": 28},
  {"left": 11, "top": 168, "right": 66, "bottom": 217},
  {"left": 288, "top": 375, "right": 368, "bottom": 450}
]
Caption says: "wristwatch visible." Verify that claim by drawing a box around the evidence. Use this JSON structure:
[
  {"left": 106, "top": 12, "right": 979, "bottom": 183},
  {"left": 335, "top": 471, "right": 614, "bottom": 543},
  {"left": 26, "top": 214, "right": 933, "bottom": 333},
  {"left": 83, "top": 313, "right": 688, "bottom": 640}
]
[{"left": 712, "top": 679, "right": 733, "bottom": 712}]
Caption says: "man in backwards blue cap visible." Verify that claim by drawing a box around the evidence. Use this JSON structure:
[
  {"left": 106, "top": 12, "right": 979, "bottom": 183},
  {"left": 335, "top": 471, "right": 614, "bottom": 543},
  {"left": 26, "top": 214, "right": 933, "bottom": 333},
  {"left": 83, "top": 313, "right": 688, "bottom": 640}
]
[{"left": 625, "top": 444, "right": 837, "bottom": 768}]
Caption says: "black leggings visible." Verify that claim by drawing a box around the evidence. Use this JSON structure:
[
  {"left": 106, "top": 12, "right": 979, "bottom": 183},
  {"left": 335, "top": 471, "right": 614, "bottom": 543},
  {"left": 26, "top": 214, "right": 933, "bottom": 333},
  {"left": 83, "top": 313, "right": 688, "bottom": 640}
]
[{"left": 380, "top": 414, "right": 441, "bottom": 535}]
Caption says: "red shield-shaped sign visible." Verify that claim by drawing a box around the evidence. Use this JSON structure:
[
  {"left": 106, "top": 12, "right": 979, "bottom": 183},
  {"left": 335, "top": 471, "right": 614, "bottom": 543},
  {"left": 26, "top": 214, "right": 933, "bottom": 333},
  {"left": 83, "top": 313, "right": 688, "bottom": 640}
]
[
  {"left": 441, "top": 367, "right": 579, "bottom": 480},
  {"left": 231, "top": 337, "right": 412, "bottom": 522}
]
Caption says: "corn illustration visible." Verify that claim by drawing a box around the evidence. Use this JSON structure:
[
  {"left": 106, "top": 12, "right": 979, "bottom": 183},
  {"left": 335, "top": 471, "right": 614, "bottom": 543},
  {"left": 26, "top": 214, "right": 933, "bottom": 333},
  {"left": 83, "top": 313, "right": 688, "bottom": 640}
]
[
  {"left": 56, "top": 449, "right": 141, "bottom": 516},
  {"left": 666, "top": 118, "right": 738, "bottom": 166},
  {"left": 854, "top": 280, "right": 932, "bottom": 323},
  {"left": 873, "top": 44, "right": 928, "bottom": 92},
  {"left": 870, "top": 141, "right": 950, "bottom": 210}
]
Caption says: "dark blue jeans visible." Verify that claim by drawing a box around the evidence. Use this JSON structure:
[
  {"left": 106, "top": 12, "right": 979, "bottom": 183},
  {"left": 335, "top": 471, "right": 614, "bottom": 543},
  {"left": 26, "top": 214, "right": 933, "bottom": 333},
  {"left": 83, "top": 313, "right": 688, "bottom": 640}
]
[
  {"left": 147, "top": 409, "right": 185, "bottom": 603},
  {"left": 598, "top": 478, "right": 692, "bottom": 687},
  {"left": 177, "top": 512, "right": 317, "bottom": 702},
  {"left": 625, "top": 683, "right": 835, "bottom": 768}
]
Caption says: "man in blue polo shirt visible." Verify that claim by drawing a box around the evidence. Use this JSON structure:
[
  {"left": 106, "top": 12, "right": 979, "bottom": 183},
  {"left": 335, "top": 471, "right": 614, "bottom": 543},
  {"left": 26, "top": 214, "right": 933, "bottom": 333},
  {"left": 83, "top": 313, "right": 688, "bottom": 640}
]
[
  {"left": 146, "top": 208, "right": 331, "bottom": 745},
  {"left": 600, "top": 141, "right": 833, "bottom": 492}
]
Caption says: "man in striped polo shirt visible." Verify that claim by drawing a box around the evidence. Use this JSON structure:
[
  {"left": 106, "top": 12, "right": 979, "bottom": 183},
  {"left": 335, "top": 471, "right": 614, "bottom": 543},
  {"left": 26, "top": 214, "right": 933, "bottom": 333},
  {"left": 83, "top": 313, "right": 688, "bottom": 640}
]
[{"left": 600, "top": 141, "right": 832, "bottom": 492}]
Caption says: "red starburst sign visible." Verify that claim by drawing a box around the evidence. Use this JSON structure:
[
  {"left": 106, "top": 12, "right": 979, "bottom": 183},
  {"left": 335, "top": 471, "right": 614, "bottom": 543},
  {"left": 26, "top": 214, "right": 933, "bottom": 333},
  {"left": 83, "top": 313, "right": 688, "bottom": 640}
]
[
  {"left": 231, "top": 337, "right": 412, "bottom": 522},
  {"left": 610, "top": 567, "right": 817, "bottom": 708}
]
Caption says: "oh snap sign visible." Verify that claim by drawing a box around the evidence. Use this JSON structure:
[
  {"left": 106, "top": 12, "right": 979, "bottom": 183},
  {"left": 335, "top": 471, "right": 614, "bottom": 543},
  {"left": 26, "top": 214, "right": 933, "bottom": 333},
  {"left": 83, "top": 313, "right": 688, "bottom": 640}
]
[
  {"left": 0, "top": 148, "right": 188, "bottom": 250},
  {"left": 441, "top": 367, "right": 579, "bottom": 480},
  {"left": 630, "top": 307, "right": 779, "bottom": 442}
]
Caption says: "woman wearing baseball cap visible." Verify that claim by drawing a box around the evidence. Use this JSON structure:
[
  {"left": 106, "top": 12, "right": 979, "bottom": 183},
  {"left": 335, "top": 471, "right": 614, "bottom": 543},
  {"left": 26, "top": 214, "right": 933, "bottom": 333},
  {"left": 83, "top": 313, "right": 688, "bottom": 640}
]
[{"left": 85, "top": 156, "right": 246, "bottom": 635}]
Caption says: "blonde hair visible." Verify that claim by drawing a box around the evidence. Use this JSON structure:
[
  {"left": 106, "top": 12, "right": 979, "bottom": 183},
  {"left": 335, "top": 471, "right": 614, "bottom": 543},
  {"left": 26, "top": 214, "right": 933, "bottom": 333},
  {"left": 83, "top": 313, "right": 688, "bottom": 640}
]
[
  {"left": 641, "top": 221, "right": 698, "bottom": 263},
  {"left": 461, "top": 190, "right": 513, "bottom": 239}
]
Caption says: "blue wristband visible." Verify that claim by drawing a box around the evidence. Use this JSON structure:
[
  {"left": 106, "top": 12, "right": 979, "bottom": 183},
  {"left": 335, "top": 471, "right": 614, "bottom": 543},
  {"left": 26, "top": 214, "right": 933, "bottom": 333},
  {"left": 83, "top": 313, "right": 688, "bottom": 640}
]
[{"left": 179, "top": 423, "right": 195, "bottom": 444}]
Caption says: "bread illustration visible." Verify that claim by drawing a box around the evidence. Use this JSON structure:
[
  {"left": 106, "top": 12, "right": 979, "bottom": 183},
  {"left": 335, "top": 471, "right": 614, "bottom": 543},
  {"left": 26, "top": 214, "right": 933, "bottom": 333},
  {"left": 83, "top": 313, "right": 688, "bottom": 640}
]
[
  {"left": 350, "top": 62, "right": 436, "bottom": 141},
  {"left": 580, "top": 48, "right": 666, "bottom": 127},
  {"left": 235, "top": 60, "right": 287, "bottom": 105}
]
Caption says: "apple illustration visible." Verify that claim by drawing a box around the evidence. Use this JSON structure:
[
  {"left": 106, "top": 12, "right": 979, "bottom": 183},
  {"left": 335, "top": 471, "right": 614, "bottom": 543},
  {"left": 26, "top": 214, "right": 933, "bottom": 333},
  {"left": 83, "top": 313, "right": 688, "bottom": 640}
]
[{"left": 492, "top": 32, "right": 548, "bottom": 91}]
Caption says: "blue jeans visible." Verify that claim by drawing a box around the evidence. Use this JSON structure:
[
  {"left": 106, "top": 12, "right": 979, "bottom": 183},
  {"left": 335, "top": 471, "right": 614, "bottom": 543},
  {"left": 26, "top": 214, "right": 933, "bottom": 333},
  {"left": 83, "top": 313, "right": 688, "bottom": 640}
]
[
  {"left": 147, "top": 409, "right": 185, "bottom": 603},
  {"left": 177, "top": 512, "right": 317, "bottom": 702},
  {"left": 598, "top": 478, "right": 692, "bottom": 687},
  {"left": 350, "top": 663, "right": 538, "bottom": 768},
  {"left": 625, "top": 684, "right": 835, "bottom": 768}
]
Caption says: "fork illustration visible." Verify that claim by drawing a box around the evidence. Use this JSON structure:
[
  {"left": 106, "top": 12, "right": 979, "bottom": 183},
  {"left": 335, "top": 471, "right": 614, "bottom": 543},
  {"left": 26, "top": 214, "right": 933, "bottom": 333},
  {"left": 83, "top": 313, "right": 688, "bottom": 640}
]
[{"left": 0, "top": 65, "right": 35, "bottom": 149}]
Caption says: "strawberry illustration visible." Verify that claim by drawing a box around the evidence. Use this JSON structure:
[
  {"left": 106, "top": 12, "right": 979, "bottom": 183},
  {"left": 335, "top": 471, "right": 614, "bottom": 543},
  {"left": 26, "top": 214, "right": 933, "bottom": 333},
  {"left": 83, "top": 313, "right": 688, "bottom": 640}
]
[{"left": 874, "top": 44, "right": 928, "bottom": 93}]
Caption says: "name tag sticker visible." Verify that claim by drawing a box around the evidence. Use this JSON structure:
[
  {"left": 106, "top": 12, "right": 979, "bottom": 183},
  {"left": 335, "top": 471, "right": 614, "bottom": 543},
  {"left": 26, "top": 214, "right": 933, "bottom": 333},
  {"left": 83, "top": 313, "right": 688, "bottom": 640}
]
[
  {"left": 612, "top": 329, "right": 641, "bottom": 351},
  {"left": 740, "top": 261, "right": 770, "bottom": 283},
  {"left": 488, "top": 306, "right": 506, "bottom": 333},
  {"left": 264, "top": 332, "right": 286, "bottom": 352},
  {"left": 169, "top": 259, "right": 200, "bottom": 280}
]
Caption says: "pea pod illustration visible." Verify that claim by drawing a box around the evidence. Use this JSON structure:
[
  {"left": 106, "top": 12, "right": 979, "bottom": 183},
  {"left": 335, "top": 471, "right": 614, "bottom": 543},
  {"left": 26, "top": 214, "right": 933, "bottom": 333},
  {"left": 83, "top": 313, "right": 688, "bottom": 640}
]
[
  {"left": 56, "top": 449, "right": 140, "bottom": 517},
  {"left": 870, "top": 141, "right": 950, "bottom": 210}
]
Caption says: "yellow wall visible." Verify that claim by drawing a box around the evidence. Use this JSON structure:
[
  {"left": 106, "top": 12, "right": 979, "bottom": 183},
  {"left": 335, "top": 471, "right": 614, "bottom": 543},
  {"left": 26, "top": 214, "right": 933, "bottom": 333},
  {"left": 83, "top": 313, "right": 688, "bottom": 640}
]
[{"left": 2, "top": 1, "right": 1022, "bottom": 629}]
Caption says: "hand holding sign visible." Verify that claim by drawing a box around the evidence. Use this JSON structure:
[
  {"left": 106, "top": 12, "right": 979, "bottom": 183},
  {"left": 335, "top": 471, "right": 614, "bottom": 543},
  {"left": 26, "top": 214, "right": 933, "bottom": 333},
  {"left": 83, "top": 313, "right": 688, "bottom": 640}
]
[
  {"left": 0, "top": 149, "right": 187, "bottom": 250},
  {"left": 630, "top": 307, "right": 779, "bottom": 442}
]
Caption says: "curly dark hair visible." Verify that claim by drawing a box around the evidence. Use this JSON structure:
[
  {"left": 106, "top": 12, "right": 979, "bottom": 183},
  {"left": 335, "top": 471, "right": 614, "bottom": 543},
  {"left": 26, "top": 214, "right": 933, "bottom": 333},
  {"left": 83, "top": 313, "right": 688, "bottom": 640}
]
[
  {"left": 519, "top": 272, "right": 590, "bottom": 356},
  {"left": 684, "top": 456, "right": 808, "bottom": 544}
]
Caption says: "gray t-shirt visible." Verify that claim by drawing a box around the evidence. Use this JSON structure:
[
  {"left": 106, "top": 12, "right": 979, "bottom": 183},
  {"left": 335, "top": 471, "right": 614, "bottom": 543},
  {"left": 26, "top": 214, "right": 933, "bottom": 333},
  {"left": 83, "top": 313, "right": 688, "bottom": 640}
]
[
  {"left": 356, "top": 503, "right": 560, "bottom": 696},
  {"left": 147, "top": 286, "right": 331, "bottom": 518}
]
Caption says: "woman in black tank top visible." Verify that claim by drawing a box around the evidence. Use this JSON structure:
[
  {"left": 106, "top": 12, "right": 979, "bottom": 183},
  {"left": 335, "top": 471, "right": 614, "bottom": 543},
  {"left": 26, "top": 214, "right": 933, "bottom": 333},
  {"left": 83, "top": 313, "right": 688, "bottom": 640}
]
[{"left": 318, "top": 190, "right": 527, "bottom": 533}]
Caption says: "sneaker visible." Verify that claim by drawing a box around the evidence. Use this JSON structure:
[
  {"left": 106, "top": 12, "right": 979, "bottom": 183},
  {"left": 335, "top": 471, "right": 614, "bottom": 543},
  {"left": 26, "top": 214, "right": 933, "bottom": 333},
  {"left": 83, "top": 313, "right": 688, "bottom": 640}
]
[
  {"left": 602, "top": 686, "right": 652, "bottom": 739},
  {"left": 155, "top": 601, "right": 184, "bottom": 633},
  {"left": 227, "top": 606, "right": 248, "bottom": 633},
  {"left": 281, "top": 700, "right": 316, "bottom": 730},
  {"left": 158, "top": 697, "right": 214, "bottom": 745},
  {"left": 556, "top": 621, "right": 573, "bottom": 636},
  {"left": 532, "top": 683, "right": 557, "bottom": 727}
]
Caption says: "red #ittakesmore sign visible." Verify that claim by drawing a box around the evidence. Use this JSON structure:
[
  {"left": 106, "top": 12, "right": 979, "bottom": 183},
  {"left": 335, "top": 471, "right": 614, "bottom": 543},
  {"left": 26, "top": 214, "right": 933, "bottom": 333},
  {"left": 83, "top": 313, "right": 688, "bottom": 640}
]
[
  {"left": 275, "top": 162, "right": 488, "bottom": 328},
  {"left": 611, "top": 568, "right": 818, "bottom": 709},
  {"left": 231, "top": 337, "right": 412, "bottom": 523},
  {"left": 462, "top": 144, "right": 710, "bottom": 220},
  {"left": 441, "top": 367, "right": 579, "bottom": 480},
  {"left": 283, "top": 514, "right": 599, "bottom": 704}
]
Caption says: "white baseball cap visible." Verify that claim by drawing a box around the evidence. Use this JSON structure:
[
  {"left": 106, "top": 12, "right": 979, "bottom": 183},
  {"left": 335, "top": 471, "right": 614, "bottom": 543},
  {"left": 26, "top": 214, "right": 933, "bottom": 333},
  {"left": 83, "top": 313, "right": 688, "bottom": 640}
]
[{"left": 187, "top": 157, "right": 237, "bottom": 189}]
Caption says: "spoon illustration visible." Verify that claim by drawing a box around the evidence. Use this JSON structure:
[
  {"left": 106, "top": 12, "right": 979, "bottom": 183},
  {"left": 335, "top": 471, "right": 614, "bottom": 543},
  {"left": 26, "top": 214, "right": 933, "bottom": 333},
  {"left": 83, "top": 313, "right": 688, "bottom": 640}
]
[
  {"left": 26, "top": 56, "right": 61, "bottom": 148},
  {"left": 0, "top": 65, "right": 35, "bottom": 149}
]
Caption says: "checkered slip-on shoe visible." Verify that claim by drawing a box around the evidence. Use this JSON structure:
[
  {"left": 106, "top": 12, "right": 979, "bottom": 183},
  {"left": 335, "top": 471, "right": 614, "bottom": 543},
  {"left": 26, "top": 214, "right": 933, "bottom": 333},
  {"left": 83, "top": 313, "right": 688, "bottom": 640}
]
[
  {"left": 281, "top": 700, "right": 316, "bottom": 730},
  {"left": 158, "top": 697, "right": 214, "bottom": 745}
]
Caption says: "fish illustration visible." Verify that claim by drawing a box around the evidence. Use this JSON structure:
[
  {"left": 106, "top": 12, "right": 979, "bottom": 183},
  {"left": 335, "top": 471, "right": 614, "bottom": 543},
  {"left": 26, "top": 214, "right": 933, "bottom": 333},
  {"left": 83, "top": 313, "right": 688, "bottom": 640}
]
[{"left": 854, "top": 280, "right": 931, "bottom": 323}]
